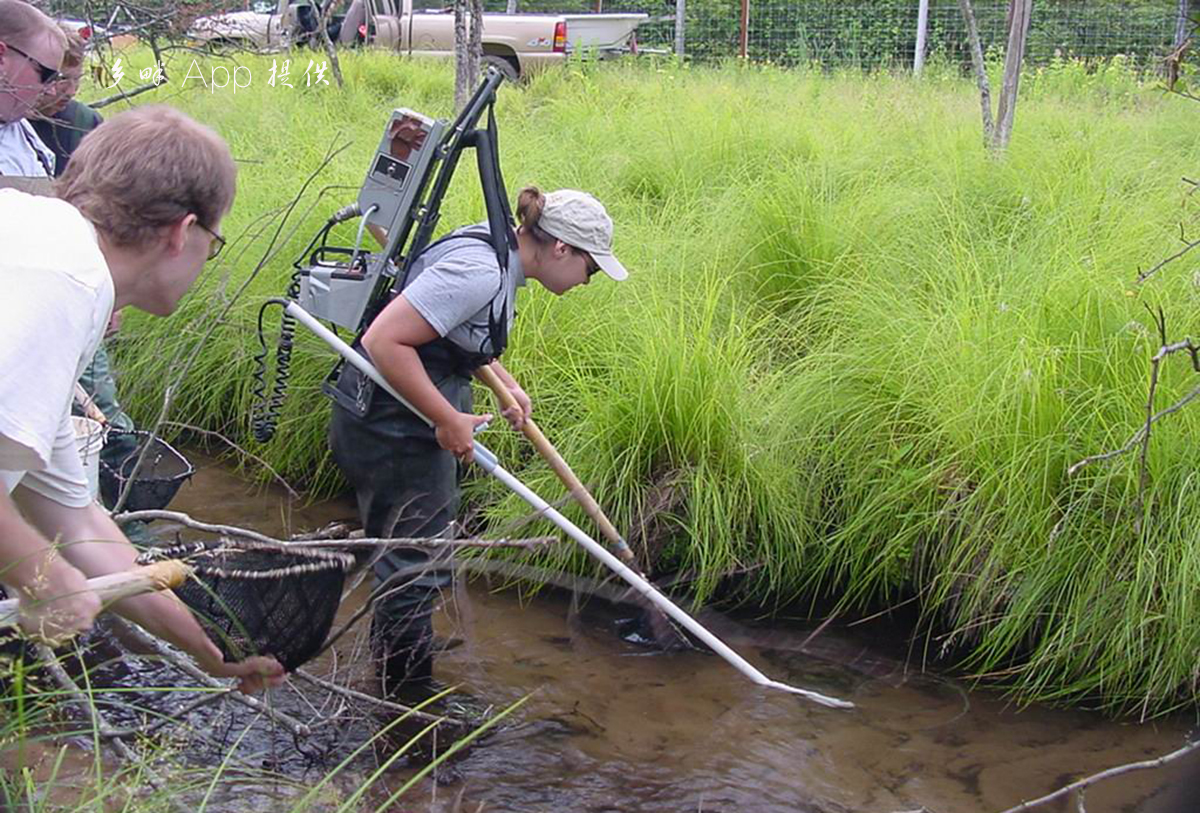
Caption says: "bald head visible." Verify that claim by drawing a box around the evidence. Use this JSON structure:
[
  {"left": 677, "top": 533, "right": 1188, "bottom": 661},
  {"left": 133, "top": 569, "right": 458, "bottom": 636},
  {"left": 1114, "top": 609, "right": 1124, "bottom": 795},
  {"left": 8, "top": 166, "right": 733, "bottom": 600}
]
[{"left": 0, "top": 0, "right": 65, "bottom": 123}]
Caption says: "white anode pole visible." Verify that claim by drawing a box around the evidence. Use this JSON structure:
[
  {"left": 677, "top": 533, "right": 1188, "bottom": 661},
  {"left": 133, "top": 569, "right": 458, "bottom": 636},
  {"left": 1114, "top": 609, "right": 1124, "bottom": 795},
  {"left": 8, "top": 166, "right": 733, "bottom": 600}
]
[{"left": 284, "top": 302, "right": 853, "bottom": 709}]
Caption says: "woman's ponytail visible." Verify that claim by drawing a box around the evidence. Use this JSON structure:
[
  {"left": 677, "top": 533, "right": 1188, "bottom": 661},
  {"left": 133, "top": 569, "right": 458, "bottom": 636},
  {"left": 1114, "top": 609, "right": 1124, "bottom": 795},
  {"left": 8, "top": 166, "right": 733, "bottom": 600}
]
[{"left": 516, "top": 186, "right": 553, "bottom": 244}]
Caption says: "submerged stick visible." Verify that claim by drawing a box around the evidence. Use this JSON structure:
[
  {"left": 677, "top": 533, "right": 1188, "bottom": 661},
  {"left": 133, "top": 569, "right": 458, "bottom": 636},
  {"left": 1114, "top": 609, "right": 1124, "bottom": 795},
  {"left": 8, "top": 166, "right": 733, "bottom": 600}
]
[
  {"left": 36, "top": 645, "right": 190, "bottom": 813},
  {"left": 995, "top": 737, "right": 1200, "bottom": 813},
  {"left": 285, "top": 302, "right": 854, "bottom": 709},
  {"left": 293, "top": 669, "right": 445, "bottom": 726}
]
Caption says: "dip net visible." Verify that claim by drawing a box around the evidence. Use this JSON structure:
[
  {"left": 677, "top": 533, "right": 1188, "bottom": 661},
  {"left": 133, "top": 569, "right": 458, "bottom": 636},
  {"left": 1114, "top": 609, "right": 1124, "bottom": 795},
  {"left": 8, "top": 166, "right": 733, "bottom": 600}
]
[
  {"left": 100, "top": 430, "right": 194, "bottom": 512},
  {"left": 137, "top": 540, "right": 356, "bottom": 671}
]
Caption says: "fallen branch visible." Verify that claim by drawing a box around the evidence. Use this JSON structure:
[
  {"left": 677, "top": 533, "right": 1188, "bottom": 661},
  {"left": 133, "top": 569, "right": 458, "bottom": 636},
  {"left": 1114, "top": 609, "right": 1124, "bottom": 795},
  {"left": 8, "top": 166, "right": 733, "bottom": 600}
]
[
  {"left": 112, "top": 508, "right": 561, "bottom": 549},
  {"left": 995, "top": 737, "right": 1200, "bottom": 813}
]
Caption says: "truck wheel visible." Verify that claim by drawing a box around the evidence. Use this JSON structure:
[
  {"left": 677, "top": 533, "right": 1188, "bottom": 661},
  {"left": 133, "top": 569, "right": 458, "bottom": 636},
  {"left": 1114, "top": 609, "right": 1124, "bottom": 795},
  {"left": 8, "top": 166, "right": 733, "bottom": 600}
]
[{"left": 481, "top": 54, "right": 520, "bottom": 84}]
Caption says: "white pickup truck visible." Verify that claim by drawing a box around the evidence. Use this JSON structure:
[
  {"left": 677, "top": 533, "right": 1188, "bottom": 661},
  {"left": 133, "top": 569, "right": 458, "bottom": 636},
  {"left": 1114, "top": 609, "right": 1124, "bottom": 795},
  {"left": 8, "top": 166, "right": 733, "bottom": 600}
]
[{"left": 188, "top": 0, "right": 647, "bottom": 79}]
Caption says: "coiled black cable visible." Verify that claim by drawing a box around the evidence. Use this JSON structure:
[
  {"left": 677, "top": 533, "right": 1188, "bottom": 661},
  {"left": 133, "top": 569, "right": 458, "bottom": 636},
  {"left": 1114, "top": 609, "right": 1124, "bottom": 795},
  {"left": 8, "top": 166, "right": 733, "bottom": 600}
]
[
  {"left": 250, "top": 279, "right": 299, "bottom": 443},
  {"left": 251, "top": 218, "right": 341, "bottom": 443}
]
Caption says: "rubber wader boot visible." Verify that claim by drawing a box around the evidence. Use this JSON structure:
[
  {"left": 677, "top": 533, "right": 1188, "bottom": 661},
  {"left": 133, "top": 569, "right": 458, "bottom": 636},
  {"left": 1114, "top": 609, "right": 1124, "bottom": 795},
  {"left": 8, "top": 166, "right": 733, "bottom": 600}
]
[{"left": 372, "top": 619, "right": 437, "bottom": 704}]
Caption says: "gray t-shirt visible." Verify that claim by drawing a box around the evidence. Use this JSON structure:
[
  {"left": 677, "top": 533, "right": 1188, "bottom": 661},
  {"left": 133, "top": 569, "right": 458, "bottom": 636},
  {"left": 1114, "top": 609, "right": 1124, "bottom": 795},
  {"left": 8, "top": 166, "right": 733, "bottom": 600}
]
[{"left": 400, "top": 223, "right": 524, "bottom": 357}]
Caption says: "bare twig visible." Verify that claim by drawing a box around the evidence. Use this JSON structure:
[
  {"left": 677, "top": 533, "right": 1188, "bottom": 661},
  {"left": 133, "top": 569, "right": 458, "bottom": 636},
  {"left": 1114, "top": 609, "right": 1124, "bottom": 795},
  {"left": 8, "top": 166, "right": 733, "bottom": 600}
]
[
  {"left": 112, "top": 508, "right": 560, "bottom": 550},
  {"left": 994, "top": 738, "right": 1200, "bottom": 813},
  {"left": 89, "top": 80, "right": 164, "bottom": 109},
  {"left": 160, "top": 421, "right": 301, "bottom": 498},
  {"left": 1135, "top": 230, "right": 1200, "bottom": 284},
  {"left": 113, "top": 139, "right": 352, "bottom": 513},
  {"left": 1067, "top": 334, "right": 1200, "bottom": 477},
  {"left": 293, "top": 669, "right": 446, "bottom": 725}
]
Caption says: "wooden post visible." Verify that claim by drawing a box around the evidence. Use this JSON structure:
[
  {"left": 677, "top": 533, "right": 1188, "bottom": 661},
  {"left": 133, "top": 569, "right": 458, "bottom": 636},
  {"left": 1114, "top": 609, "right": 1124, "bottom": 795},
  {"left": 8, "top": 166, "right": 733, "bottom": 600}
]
[
  {"left": 1174, "top": 0, "right": 1191, "bottom": 51},
  {"left": 739, "top": 0, "right": 749, "bottom": 59},
  {"left": 468, "top": 0, "right": 483, "bottom": 86},
  {"left": 914, "top": 0, "right": 929, "bottom": 74},
  {"left": 453, "top": 0, "right": 469, "bottom": 111},
  {"left": 958, "top": 0, "right": 994, "bottom": 147},
  {"left": 993, "top": 0, "right": 1032, "bottom": 152},
  {"left": 674, "top": 0, "right": 685, "bottom": 58}
]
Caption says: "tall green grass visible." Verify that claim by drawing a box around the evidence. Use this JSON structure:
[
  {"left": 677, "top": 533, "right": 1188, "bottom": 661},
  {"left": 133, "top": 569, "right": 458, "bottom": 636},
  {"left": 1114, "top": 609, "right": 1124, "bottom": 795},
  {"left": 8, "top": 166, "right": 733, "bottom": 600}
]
[{"left": 101, "top": 51, "right": 1200, "bottom": 713}]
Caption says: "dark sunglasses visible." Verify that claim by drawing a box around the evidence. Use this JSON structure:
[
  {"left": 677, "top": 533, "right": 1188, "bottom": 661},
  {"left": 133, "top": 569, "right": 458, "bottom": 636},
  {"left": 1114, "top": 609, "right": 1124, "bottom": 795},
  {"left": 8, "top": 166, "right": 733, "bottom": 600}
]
[
  {"left": 577, "top": 249, "right": 600, "bottom": 278},
  {"left": 197, "top": 221, "right": 226, "bottom": 261},
  {"left": 4, "top": 42, "right": 60, "bottom": 85}
]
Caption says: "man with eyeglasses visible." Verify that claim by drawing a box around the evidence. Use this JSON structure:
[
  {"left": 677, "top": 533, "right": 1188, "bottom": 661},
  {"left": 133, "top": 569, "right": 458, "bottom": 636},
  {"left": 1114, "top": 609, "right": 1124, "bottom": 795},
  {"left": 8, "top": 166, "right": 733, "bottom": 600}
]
[
  {"left": 0, "top": 104, "right": 276, "bottom": 694},
  {"left": 0, "top": 0, "right": 62, "bottom": 177}
]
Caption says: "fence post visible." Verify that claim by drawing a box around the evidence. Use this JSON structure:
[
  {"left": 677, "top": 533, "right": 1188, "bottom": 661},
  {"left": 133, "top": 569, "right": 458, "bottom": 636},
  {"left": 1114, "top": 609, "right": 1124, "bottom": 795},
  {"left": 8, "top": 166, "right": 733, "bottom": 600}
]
[
  {"left": 506, "top": 0, "right": 516, "bottom": 12},
  {"left": 1174, "top": 0, "right": 1191, "bottom": 51},
  {"left": 739, "top": 0, "right": 749, "bottom": 59},
  {"left": 674, "top": 0, "right": 685, "bottom": 58},
  {"left": 914, "top": 0, "right": 929, "bottom": 74}
]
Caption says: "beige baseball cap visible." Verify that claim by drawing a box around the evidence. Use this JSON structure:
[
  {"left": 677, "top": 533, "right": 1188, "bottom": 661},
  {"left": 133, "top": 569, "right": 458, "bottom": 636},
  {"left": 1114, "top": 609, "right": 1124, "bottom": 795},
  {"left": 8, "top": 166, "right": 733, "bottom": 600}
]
[{"left": 537, "top": 189, "right": 628, "bottom": 281}]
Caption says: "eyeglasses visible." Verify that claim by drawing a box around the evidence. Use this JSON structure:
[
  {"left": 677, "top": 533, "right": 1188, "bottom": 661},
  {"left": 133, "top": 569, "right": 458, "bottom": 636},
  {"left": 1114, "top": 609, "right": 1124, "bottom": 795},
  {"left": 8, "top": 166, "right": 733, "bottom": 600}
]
[
  {"left": 4, "top": 42, "right": 61, "bottom": 85},
  {"left": 197, "top": 221, "right": 226, "bottom": 261}
]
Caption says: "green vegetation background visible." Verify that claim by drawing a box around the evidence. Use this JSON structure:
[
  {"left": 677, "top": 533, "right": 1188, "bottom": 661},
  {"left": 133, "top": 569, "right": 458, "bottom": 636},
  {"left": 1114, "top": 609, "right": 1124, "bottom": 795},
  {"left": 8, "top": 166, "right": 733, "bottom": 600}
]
[{"left": 101, "top": 50, "right": 1200, "bottom": 715}]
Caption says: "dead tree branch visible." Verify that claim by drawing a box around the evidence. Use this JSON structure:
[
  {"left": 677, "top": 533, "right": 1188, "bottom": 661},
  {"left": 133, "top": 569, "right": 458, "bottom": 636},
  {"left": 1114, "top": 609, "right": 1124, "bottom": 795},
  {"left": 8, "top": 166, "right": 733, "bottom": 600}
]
[
  {"left": 995, "top": 737, "right": 1200, "bottom": 813},
  {"left": 112, "top": 508, "right": 561, "bottom": 550},
  {"left": 36, "top": 644, "right": 188, "bottom": 813},
  {"left": 107, "top": 618, "right": 312, "bottom": 739},
  {"left": 112, "top": 140, "right": 352, "bottom": 513},
  {"left": 1068, "top": 309, "right": 1200, "bottom": 509},
  {"left": 1136, "top": 221, "right": 1200, "bottom": 283},
  {"left": 160, "top": 421, "right": 300, "bottom": 499}
]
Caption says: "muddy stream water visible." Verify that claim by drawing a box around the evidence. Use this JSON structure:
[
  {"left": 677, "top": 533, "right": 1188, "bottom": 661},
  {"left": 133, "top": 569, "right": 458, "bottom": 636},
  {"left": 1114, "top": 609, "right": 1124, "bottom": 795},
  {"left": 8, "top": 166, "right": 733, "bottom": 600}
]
[{"left": 49, "top": 456, "right": 1200, "bottom": 812}]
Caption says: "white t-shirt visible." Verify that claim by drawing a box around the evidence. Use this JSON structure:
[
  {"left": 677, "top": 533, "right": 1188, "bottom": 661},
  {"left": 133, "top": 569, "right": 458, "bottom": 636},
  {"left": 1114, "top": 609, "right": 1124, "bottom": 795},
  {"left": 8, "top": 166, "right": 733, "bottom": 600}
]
[
  {"left": 0, "top": 189, "right": 114, "bottom": 507},
  {"left": 0, "top": 120, "right": 55, "bottom": 177}
]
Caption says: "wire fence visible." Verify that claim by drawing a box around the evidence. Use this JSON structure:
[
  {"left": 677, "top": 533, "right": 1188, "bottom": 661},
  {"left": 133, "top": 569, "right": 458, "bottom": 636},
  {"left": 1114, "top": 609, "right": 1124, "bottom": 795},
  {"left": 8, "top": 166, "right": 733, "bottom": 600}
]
[{"left": 451, "top": 0, "right": 1192, "bottom": 70}]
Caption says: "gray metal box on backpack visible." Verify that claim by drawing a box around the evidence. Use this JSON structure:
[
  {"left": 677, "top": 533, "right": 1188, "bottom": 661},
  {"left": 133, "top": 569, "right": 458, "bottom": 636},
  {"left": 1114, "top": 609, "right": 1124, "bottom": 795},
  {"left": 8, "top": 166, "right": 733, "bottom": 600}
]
[{"left": 297, "top": 108, "right": 446, "bottom": 332}]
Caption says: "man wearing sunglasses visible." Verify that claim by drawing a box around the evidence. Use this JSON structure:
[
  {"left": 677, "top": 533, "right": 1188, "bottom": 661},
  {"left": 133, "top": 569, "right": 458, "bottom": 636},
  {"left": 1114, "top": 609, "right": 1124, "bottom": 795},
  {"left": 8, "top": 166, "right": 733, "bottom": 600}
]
[{"left": 0, "top": 0, "right": 64, "bottom": 177}]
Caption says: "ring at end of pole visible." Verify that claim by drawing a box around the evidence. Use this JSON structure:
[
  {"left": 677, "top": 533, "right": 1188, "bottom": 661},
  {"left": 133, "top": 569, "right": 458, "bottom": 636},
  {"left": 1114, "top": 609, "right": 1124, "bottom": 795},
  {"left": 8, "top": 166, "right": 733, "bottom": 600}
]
[{"left": 765, "top": 680, "right": 855, "bottom": 709}]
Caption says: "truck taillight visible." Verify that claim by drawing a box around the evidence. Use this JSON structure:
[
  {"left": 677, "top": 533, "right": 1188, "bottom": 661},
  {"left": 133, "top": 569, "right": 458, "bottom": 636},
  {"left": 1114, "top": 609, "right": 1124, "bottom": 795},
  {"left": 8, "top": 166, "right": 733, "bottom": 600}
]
[{"left": 553, "top": 21, "right": 566, "bottom": 53}]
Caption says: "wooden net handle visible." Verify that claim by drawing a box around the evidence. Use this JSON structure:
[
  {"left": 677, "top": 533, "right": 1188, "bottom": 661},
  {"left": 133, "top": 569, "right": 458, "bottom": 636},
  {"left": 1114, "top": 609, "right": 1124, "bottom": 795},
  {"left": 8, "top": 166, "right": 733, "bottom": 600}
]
[{"left": 0, "top": 560, "right": 194, "bottom": 629}]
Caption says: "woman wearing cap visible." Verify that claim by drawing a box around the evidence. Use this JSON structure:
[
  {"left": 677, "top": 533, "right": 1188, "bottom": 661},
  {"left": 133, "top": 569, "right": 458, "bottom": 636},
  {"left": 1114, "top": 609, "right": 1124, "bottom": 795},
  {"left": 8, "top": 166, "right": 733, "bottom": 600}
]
[{"left": 328, "top": 185, "right": 626, "bottom": 701}]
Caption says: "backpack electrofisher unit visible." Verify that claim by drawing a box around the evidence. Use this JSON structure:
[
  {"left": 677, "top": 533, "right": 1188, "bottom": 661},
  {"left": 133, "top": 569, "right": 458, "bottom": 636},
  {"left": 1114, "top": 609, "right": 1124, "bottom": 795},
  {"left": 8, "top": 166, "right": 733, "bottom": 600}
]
[{"left": 253, "top": 68, "right": 516, "bottom": 442}]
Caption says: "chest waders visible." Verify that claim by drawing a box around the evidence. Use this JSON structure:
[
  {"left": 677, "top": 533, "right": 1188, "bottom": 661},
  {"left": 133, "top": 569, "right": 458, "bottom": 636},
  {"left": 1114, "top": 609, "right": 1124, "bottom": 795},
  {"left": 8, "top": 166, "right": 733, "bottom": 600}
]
[{"left": 327, "top": 231, "right": 507, "bottom": 699}]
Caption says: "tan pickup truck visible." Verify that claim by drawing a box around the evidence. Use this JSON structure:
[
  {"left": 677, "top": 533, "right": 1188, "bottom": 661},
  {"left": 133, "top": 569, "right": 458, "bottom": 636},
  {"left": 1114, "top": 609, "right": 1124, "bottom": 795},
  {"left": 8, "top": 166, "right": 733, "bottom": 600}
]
[{"left": 189, "top": 0, "right": 647, "bottom": 80}]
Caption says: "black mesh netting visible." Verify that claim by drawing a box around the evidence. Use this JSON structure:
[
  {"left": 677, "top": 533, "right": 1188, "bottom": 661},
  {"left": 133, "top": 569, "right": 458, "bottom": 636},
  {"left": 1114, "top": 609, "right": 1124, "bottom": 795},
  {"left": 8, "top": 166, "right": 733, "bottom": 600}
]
[
  {"left": 100, "top": 430, "right": 195, "bottom": 512},
  {"left": 136, "top": 541, "right": 356, "bottom": 671}
]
